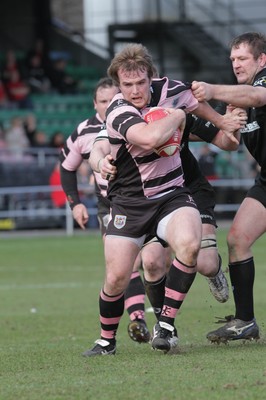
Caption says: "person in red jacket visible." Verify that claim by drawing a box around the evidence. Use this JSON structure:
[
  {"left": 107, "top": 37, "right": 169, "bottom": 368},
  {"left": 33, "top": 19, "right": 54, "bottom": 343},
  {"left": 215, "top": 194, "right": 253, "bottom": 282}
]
[{"left": 49, "top": 162, "right": 66, "bottom": 208}]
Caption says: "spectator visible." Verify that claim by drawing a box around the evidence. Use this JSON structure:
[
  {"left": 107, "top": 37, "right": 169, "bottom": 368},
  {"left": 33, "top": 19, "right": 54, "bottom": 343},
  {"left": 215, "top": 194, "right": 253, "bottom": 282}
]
[
  {"left": 0, "top": 76, "right": 9, "bottom": 109},
  {"left": 49, "top": 130, "right": 65, "bottom": 149},
  {"left": 198, "top": 144, "right": 218, "bottom": 180},
  {"left": 26, "top": 53, "right": 51, "bottom": 93},
  {"left": 5, "top": 70, "right": 33, "bottom": 110},
  {"left": 26, "top": 38, "right": 51, "bottom": 76},
  {"left": 49, "top": 162, "right": 66, "bottom": 208},
  {"left": 1, "top": 49, "right": 25, "bottom": 84},
  {"left": 26, "top": 38, "right": 51, "bottom": 93},
  {"left": 32, "top": 130, "right": 49, "bottom": 148},
  {"left": 23, "top": 113, "right": 37, "bottom": 145},
  {"left": 0, "top": 122, "right": 7, "bottom": 149},
  {"left": 48, "top": 58, "right": 78, "bottom": 94},
  {"left": 5, "top": 116, "right": 30, "bottom": 159},
  {"left": 26, "top": 39, "right": 51, "bottom": 94}
]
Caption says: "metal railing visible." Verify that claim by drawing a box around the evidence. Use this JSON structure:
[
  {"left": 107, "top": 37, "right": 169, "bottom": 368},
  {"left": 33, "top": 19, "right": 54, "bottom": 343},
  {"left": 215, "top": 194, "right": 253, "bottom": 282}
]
[
  {"left": 0, "top": 185, "right": 97, "bottom": 236},
  {"left": 0, "top": 178, "right": 254, "bottom": 235}
]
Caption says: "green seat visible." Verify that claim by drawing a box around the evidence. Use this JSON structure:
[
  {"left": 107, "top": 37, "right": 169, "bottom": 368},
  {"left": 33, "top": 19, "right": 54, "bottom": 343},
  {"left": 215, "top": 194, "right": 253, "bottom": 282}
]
[
  {"left": 66, "top": 65, "right": 103, "bottom": 80},
  {"left": 31, "top": 94, "right": 93, "bottom": 113}
]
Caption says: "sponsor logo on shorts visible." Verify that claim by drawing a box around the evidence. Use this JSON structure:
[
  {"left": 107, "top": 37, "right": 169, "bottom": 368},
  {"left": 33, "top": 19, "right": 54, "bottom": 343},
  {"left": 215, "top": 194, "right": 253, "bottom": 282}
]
[{"left": 114, "top": 214, "right": 127, "bottom": 229}]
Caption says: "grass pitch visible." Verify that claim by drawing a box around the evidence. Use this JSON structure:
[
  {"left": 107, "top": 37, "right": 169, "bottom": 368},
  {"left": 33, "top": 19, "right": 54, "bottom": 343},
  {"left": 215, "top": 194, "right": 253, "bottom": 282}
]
[{"left": 0, "top": 228, "right": 265, "bottom": 400}]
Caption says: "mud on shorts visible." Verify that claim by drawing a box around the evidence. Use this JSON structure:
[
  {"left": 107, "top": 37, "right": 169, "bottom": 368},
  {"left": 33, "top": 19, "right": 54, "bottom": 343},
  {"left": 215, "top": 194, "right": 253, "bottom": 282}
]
[{"left": 106, "top": 187, "right": 198, "bottom": 245}]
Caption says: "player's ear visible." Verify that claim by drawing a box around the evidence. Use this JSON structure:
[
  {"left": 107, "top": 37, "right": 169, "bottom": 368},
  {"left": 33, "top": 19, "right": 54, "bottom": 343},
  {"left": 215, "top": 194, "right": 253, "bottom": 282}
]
[{"left": 259, "top": 53, "right": 266, "bottom": 67}]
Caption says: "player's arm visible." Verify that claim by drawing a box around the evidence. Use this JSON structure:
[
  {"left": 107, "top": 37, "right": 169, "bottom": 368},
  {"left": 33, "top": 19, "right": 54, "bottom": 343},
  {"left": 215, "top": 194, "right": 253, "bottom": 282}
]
[
  {"left": 192, "top": 81, "right": 266, "bottom": 108},
  {"left": 60, "top": 165, "right": 89, "bottom": 230},
  {"left": 126, "top": 108, "right": 186, "bottom": 149},
  {"left": 90, "top": 139, "right": 112, "bottom": 172},
  {"left": 191, "top": 101, "right": 247, "bottom": 144},
  {"left": 89, "top": 135, "right": 117, "bottom": 181},
  {"left": 188, "top": 105, "right": 246, "bottom": 149},
  {"left": 210, "top": 107, "right": 245, "bottom": 149}
]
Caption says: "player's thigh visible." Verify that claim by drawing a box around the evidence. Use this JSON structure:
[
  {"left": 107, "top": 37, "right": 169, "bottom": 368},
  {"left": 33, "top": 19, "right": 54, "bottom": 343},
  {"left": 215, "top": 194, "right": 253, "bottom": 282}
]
[
  {"left": 228, "top": 197, "right": 266, "bottom": 247},
  {"left": 165, "top": 207, "right": 202, "bottom": 251},
  {"left": 132, "top": 252, "right": 142, "bottom": 272},
  {"left": 104, "top": 235, "right": 141, "bottom": 281}
]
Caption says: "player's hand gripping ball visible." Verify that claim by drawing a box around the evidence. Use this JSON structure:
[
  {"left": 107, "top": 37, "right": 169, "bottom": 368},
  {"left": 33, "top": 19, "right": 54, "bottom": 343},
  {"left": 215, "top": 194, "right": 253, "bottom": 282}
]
[{"left": 144, "top": 107, "right": 181, "bottom": 157}]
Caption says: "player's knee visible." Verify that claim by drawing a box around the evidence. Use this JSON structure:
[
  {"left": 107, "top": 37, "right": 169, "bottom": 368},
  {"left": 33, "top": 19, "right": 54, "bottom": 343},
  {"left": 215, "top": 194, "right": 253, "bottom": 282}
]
[
  {"left": 175, "top": 240, "right": 200, "bottom": 265},
  {"left": 185, "top": 234, "right": 201, "bottom": 255},
  {"left": 142, "top": 255, "right": 165, "bottom": 276},
  {"left": 106, "top": 271, "right": 128, "bottom": 293},
  {"left": 227, "top": 228, "right": 239, "bottom": 251}
]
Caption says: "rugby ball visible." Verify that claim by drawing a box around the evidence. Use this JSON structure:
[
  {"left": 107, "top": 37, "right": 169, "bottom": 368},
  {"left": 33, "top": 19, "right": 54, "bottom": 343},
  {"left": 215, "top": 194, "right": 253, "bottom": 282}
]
[{"left": 144, "top": 107, "right": 181, "bottom": 157}]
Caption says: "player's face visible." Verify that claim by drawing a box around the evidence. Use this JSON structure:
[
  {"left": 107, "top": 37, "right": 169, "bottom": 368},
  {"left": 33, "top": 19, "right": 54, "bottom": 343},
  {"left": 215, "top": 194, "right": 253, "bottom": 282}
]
[
  {"left": 94, "top": 86, "right": 119, "bottom": 121},
  {"left": 230, "top": 43, "right": 264, "bottom": 85},
  {"left": 117, "top": 68, "right": 151, "bottom": 109}
]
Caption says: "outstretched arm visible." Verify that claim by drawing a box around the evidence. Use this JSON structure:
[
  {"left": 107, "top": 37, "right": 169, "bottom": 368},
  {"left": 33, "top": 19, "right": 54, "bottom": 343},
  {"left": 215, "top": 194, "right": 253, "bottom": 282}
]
[{"left": 192, "top": 81, "right": 266, "bottom": 108}]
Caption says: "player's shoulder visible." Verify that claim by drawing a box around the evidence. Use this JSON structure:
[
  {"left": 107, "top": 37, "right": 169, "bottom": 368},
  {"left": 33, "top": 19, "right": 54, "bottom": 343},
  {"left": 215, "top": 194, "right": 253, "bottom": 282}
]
[
  {"left": 76, "top": 114, "right": 103, "bottom": 136},
  {"left": 253, "top": 69, "right": 266, "bottom": 88},
  {"left": 106, "top": 93, "right": 141, "bottom": 123},
  {"left": 107, "top": 93, "right": 132, "bottom": 113},
  {"left": 152, "top": 76, "right": 189, "bottom": 90}
]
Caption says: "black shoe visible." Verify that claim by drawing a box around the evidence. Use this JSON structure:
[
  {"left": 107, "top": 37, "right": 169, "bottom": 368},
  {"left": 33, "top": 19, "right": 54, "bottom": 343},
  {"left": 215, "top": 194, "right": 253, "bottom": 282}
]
[
  {"left": 207, "top": 318, "right": 260, "bottom": 344},
  {"left": 151, "top": 322, "right": 177, "bottom": 353},
  {"left": 127, "top": 318, "right": 150, "bottom": 343},
  {"left": 82, "top": 339, "right": 116, "bottom": 357}
]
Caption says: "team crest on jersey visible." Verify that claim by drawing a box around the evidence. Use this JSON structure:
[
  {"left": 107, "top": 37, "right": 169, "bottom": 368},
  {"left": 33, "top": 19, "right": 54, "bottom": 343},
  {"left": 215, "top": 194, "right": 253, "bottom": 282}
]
[{"left": 114, "top": 214, "right": 127, "bottom": 229}]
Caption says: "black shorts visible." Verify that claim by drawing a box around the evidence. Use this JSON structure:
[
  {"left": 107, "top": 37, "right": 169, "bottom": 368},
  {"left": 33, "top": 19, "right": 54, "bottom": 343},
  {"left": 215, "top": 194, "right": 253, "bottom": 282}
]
[
  {"left": 189, "top": 177, "right": 217, "bottom": 226},
  {"left": 106, "top": 187, "right": 198, "bottom": 239},
  {"left": 143, "top": 234, "right": 168, "bottom": 248},
  {"left": 97, "top": 196, "right": 111, "bottom": 236},
  {"left": 246, "top": 180, "right": 266, "bottom": 207}
]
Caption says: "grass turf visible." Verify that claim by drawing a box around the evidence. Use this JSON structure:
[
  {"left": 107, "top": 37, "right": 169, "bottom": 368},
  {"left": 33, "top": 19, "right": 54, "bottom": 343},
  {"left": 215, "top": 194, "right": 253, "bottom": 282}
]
[{"left": 0, "top": 228, "right": 265, "bottom": 400}]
